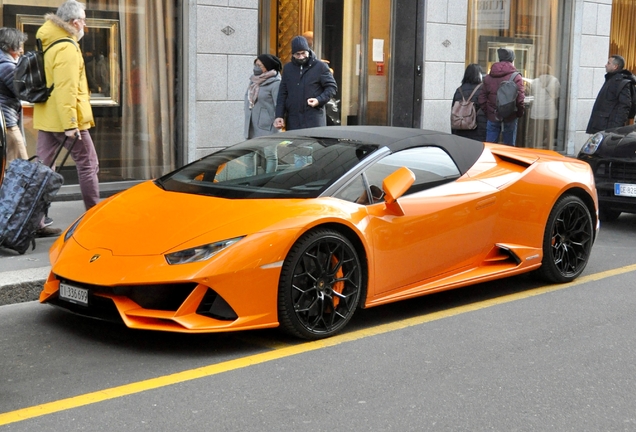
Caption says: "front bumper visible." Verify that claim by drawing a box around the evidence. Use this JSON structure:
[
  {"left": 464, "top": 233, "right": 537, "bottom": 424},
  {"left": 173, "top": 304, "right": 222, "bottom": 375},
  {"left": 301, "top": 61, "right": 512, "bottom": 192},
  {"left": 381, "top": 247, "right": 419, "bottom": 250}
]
[
  {"left": 41, "top": 269, "right": 281, "bottom": 333},
  {"left": 40, "top": 236, "right": 285, "bottom": 333},
  {"left": 595, "top": 180, "right": 636, "bottom": 213}
]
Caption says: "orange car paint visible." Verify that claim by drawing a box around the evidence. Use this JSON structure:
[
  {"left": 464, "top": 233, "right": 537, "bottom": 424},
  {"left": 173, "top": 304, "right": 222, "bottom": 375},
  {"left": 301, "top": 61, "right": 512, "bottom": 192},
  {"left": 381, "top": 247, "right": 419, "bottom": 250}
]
[{"left": 41, "top": 143, "right": 598, "bottom": 333}]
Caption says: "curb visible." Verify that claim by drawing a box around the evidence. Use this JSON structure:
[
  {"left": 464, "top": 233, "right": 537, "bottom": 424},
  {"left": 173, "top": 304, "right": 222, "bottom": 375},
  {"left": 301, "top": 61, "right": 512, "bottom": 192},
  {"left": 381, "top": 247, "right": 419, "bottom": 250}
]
[
  {"left": 0, "top": 267, "right": 49, "bottom": 306},
  {"left": 0, "top": 280, "right": 44, "bottom": 306}
]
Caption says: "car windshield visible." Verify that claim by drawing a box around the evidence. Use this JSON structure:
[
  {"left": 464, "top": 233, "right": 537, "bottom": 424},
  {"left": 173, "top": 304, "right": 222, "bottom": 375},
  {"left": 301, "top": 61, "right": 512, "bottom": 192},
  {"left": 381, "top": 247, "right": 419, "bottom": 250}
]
[{"left": 158, "top": 137, "right": 378, "bottom": 199}]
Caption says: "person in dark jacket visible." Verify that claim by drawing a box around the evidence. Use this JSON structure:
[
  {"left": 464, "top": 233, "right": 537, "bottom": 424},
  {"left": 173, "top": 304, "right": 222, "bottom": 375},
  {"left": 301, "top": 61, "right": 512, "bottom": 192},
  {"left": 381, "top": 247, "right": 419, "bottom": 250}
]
[
  {"left": 0, "top": 27, "right": 60, "bottom": 237},
  {"left": 0, "top": 27, "right": 28, "bottom": 164},
  {"left": 586, "top": 55, "right": 636, "bottom": 134},
  {"left": 274, "top": 35, "right": 337, "bottom": 131},
  {"left": 478, "top": 48, "right": 525, "bottom": 146},
  {"left": 451, "top": 63, "right": 487, "bottom": 141}
]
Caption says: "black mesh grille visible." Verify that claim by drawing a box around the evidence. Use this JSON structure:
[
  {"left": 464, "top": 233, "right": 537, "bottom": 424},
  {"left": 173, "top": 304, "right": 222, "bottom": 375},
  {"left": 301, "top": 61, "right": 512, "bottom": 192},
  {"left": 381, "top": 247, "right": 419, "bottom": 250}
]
[
  {"left": 55, "top": 276, "right": 198, "bottom": 311},
  {"left": 595, "top": 161, "right": 636, "bottom": 182},
  {"left": 48, "top": 294, "right": 122, "bottom": 323}
]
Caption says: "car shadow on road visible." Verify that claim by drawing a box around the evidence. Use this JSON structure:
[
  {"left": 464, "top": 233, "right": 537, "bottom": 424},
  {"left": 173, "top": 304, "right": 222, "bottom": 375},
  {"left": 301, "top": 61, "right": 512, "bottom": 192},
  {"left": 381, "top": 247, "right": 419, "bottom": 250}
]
[
  {"left": 36, "top": 272, "right": 545, "bottom": 357},
  {"left": 347, "top": 273, "right": 542, "bottom": 332},
  {"left": 37, "top": 306, "right": 271, "bottom": 358}
]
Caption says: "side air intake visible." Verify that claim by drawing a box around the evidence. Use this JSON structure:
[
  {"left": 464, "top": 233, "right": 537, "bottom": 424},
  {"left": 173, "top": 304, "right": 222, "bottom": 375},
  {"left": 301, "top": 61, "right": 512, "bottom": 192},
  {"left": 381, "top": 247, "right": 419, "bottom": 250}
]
[{"left": 196, "top": 289, "right": 238, "bottom": 321}]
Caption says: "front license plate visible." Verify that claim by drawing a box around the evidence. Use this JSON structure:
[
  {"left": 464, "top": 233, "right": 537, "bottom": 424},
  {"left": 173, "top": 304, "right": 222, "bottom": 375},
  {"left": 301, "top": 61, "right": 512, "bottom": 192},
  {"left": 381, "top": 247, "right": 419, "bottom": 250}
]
[
  {"left": 59, "top": 283, "right": 88, "bottom": 306},
  {"left": 615, "top": 183, "right": 636, "bottom": 197}
]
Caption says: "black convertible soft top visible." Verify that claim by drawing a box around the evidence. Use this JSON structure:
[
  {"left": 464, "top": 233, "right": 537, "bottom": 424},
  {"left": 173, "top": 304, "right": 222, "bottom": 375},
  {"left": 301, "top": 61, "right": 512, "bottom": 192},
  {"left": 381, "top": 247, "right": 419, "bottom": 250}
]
[{"left": 277, "top": 126, "right": 485, "bottom": 176}]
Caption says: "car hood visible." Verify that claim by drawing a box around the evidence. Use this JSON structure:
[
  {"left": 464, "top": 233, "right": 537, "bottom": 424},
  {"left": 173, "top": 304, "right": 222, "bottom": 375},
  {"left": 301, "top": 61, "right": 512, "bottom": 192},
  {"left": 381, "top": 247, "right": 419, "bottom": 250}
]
[
  {"left": 73, "top": 181, "right": 320, "bottom": 256},
  {"left": 596, "top": 125, "right": 636, "bottom": 159}
]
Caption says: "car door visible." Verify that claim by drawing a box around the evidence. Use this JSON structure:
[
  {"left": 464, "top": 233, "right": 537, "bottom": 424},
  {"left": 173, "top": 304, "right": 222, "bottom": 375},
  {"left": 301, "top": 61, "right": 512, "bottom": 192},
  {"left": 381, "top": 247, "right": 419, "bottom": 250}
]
[{"left": 362, "top": 147, "right": 501, "bottom": 295}]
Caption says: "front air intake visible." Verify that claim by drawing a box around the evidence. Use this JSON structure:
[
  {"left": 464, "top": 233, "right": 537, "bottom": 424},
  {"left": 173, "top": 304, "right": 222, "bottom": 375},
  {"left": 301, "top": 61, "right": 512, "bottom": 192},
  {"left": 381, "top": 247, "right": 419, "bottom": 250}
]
[{"left": 196, "top": 288, "right": 238, "bottom": 321}]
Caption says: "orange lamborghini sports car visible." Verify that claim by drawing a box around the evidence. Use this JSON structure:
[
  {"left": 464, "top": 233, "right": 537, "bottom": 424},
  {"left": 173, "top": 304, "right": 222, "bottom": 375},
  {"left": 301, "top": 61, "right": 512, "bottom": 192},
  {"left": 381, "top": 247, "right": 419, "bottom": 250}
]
[{"left": 41, "top": 126, "right": 599, "bottom": 340}]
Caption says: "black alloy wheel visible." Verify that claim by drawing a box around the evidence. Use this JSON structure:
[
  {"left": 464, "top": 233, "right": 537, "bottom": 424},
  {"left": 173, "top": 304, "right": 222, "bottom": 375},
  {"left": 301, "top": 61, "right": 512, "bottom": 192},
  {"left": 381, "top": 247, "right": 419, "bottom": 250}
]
[
  {"left": 278, "top": 228, "right": 363, "bottom": 340},
  {"left": 537, "top": 195, "right": 594, "bottom": 283}
]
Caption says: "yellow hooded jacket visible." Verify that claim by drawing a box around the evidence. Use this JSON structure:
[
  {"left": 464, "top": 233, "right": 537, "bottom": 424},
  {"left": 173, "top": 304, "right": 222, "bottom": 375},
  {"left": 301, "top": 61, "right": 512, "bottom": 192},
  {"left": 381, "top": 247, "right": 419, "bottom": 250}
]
[{"left": 33, "top": 14, "right": 94, "bottom": 132}]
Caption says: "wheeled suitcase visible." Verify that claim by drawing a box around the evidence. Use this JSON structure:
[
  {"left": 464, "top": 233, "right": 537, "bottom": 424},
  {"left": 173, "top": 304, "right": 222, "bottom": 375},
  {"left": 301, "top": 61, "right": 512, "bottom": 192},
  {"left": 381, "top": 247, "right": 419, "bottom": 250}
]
[{"left": 0, "top": 136, "right": 77, "bottom": 254}]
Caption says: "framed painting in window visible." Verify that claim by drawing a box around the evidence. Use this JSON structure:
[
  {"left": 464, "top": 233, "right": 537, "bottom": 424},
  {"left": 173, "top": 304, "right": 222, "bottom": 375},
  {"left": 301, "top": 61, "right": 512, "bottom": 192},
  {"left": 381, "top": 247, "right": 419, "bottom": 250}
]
[{"left": 15, "top": 14, "right": 120, "bottom": 107}]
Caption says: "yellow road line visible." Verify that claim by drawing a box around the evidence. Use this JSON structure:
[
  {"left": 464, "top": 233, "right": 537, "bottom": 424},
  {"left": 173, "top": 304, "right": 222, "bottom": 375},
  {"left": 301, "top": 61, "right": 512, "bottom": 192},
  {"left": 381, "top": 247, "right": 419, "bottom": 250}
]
[
  {"left": 232, "top": 334, "right": 294, "bottom": 350},
  {"left": 2, "top": 263, "right": 635, "bottom": 426}
]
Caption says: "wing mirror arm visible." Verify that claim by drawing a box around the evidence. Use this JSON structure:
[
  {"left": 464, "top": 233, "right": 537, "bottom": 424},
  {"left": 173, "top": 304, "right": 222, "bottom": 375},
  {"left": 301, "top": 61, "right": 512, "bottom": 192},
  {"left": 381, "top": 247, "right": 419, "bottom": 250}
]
[{"left": 382, "top": 167, "right": 415, "bottom": 216}]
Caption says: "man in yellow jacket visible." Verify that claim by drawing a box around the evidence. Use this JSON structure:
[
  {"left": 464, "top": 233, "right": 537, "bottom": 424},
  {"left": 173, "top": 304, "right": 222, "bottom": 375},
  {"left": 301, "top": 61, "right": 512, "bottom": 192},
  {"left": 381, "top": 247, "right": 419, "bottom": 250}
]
[{"left": 34, "top": 0, "right": 99, "bottom": 211}]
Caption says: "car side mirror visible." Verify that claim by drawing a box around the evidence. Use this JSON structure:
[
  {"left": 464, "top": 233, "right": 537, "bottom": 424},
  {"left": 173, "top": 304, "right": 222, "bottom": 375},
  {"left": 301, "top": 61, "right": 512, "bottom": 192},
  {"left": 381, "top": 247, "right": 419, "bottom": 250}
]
[{"left": 382, "top": 166, "right": 415, "bottom": 216}]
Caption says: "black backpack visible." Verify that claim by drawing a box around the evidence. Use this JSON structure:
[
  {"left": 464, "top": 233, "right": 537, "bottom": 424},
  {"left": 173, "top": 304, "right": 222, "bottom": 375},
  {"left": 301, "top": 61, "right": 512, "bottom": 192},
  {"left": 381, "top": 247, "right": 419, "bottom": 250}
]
[
  {"left": 495, "top": 71, "right": 520, "bottom": 120},
  {"left": 625, "top": 80, "right": 636, "bottom": 119},
  {"left": 613, "top": 77, "right": 636, "bottom": 120},
  {"left": 13, "top": 38, "right": 75, "bottom": 103}
]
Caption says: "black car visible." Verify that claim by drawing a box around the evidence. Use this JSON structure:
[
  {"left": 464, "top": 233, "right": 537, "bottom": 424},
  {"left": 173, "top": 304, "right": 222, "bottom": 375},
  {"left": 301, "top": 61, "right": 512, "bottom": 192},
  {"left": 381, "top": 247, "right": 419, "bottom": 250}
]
[{"left": 578, "top": 124, "right": 636, "bottom": 221}]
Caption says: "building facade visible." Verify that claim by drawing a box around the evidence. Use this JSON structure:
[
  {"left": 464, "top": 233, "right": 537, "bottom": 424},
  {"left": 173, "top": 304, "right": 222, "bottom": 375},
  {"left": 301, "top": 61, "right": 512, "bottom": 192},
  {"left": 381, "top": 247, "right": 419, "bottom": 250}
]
[{"left": 1, "top": 0, "right": 624, "bottom": 189}]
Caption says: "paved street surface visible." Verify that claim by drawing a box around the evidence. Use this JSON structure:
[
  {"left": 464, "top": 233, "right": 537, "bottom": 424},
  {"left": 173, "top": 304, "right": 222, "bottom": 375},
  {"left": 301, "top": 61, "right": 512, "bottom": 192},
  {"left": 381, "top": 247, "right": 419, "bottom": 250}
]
[{"left": 1, "top": 214, "right": 636, "bottom": 431}]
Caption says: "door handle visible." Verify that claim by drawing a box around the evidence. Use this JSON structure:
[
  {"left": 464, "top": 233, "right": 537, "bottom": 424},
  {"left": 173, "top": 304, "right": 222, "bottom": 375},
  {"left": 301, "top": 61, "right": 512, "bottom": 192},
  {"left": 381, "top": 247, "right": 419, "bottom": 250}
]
[{"left": 416, "top": 64, "right": 422, "bottom": 76}]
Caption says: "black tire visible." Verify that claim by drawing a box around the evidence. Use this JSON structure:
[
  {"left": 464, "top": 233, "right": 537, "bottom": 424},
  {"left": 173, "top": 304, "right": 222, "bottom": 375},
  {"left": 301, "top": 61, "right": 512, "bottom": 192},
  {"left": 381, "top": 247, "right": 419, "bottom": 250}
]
[
  {"left": 278, "top": 228, "right": 363, "bottom": 340},
  {"left": 599, "top": 207, "right": 621, "bottom": 222},
  {"left": 536, "top": 195, "right": 594, "bottom": 283}
]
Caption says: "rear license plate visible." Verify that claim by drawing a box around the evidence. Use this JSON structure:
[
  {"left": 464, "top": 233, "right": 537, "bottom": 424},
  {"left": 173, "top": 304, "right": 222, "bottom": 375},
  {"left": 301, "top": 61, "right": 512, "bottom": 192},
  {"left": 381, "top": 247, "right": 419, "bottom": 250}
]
[
  {"left": 59, "top": 283, "right": 88, "bottom": 306},
  {"left": 615, "top": 183, "right": 636, "bottom": 197}
]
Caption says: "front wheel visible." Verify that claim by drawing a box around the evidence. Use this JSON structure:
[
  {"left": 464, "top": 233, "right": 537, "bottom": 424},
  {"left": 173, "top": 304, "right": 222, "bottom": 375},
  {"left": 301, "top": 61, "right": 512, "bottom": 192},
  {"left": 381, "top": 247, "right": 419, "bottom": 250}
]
[
  {"left": 536, "top": 195, "right": 594, "bottom": 283},
  {"left": 278, "top": 229, "right": 363, "bottom": 340}
]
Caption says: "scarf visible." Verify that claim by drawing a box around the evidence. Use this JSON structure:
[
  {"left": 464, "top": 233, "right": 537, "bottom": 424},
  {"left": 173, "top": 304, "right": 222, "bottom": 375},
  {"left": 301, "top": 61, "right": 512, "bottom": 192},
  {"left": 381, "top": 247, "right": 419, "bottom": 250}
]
[{"left": 248, "top": 70, "right": 277, "bottom": 109}]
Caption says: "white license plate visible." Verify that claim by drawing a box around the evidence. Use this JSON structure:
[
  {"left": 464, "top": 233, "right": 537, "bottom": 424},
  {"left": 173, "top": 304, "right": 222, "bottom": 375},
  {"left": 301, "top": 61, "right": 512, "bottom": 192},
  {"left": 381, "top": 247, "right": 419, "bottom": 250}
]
[
  {"left": 59, "top": 283, "right": 88, "bottom": 306},
  {"left": 615, "top": 183, "right": 636, "bottom": 197}
]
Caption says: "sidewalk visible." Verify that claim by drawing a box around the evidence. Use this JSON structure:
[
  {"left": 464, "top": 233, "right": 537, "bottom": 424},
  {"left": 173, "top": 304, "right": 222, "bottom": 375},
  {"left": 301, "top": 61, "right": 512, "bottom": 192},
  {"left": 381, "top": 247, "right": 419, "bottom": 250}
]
[{"left": 0, "top": 199, "right": 87, "bottom": 305}]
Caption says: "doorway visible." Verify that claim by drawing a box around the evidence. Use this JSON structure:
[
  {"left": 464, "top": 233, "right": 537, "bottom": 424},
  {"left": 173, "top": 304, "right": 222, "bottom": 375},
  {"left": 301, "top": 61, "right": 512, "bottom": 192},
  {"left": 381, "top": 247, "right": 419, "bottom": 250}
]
[{"left": 261, "top": 0, "right": 423, "bottom": 128}]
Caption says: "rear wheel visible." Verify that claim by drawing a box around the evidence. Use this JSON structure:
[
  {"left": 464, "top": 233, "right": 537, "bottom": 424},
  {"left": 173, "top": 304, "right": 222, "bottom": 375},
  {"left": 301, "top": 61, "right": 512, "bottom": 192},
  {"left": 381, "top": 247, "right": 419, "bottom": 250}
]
[
  {"left": 599, "top": 207, "right": 621, "bottom": 222},
  {"left": 537, "top": 195, "right": 594, "bottom": 283},
  {"left": 278, "top": 229, "right": 363, "bottom": 340}
]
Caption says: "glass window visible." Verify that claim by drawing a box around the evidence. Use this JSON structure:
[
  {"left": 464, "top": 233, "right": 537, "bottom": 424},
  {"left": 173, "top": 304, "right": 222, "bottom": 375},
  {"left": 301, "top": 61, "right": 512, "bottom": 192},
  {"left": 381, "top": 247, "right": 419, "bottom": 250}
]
[
  {"left": 466, "top": 0, "right": 569, "bottom": 151},
  {"left": 610, "top": 2, "right": 636, "bottom": 73},
  {"left": 363, "top": 147, "right": 460, "bottom": 196},
  {"left": 334, "top": 174, "right": 368, "bottom": 203},
  {"left": 161, "top": 137, "right": 378, "bottom": 199},
  {"left": 6, "top": 0, "right": 178, "bottom": 186}
]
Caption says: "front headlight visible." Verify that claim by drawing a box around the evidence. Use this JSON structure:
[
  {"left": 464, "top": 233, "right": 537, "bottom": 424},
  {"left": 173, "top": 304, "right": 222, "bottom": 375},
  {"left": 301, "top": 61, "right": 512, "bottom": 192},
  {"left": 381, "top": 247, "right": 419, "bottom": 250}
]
[
  {"left": 580, "top": 133, "right": 604, "bottom": 155},
  {"left": 63, "top": 215, "right": 84, "bottom": 242},
  {"left": 165, "top": 236, "right": 245, "bottom": 265}
]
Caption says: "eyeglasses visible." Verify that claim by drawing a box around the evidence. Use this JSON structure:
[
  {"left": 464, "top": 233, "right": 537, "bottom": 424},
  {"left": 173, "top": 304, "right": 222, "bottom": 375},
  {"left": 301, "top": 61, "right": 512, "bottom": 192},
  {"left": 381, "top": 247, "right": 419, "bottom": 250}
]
[
  {"left": 74, "top": 17, "right": 86, "bottom": 25},
  {"left": 292, "top": 51, "right": 308, "bottom": 59}
]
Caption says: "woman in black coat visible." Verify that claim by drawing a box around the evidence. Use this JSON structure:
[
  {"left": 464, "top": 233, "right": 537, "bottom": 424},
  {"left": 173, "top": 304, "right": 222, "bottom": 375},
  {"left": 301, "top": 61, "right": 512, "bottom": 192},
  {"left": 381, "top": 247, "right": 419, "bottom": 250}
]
[{"left": 451, "top": 64, "right": 487, "bottom": 141}]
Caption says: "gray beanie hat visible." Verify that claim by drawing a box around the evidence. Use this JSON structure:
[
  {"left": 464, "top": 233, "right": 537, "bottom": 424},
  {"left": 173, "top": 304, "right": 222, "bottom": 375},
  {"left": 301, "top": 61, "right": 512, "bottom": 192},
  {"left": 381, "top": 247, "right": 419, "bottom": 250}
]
[{"left": 497, "top": 48, "right": 515, "bottom": 62}]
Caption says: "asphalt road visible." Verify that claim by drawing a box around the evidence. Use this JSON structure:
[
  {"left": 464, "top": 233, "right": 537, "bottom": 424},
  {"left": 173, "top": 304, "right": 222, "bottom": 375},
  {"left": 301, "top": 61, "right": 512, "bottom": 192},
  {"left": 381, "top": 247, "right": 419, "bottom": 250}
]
[{"left": 1, "top": 215, "right": 636, "bottom": 431}]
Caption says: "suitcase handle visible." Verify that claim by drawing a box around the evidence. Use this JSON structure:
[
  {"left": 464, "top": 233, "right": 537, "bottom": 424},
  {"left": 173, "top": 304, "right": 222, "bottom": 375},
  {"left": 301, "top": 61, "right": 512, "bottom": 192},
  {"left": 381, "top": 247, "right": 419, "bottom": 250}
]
[{"left": 50, "top": 133, "right": 80, "bottom": 172}]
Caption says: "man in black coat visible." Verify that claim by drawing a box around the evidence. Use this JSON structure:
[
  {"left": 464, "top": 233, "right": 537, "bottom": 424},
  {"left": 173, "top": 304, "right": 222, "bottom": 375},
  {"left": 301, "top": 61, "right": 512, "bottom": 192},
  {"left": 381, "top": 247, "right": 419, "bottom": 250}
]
[
  {"left": 274, "top": 35, "right": 337, "bottom": 131},
  {"left": 586, "top": 55, "right": 636, "bottom": 134}
]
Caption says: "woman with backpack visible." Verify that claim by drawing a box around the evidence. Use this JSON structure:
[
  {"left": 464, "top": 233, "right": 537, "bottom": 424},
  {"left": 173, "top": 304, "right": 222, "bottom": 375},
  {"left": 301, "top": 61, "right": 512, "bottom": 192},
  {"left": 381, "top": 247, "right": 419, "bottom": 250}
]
[{"left": 451, "top": 64, "right": 487, "bottom": 142}]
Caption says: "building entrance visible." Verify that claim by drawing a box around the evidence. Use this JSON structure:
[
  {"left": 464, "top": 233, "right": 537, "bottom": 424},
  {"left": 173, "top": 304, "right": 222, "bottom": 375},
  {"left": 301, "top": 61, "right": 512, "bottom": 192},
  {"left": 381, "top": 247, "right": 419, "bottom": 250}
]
[{"left": 261, "top": 0, "right": 423, "bottom": 127}]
